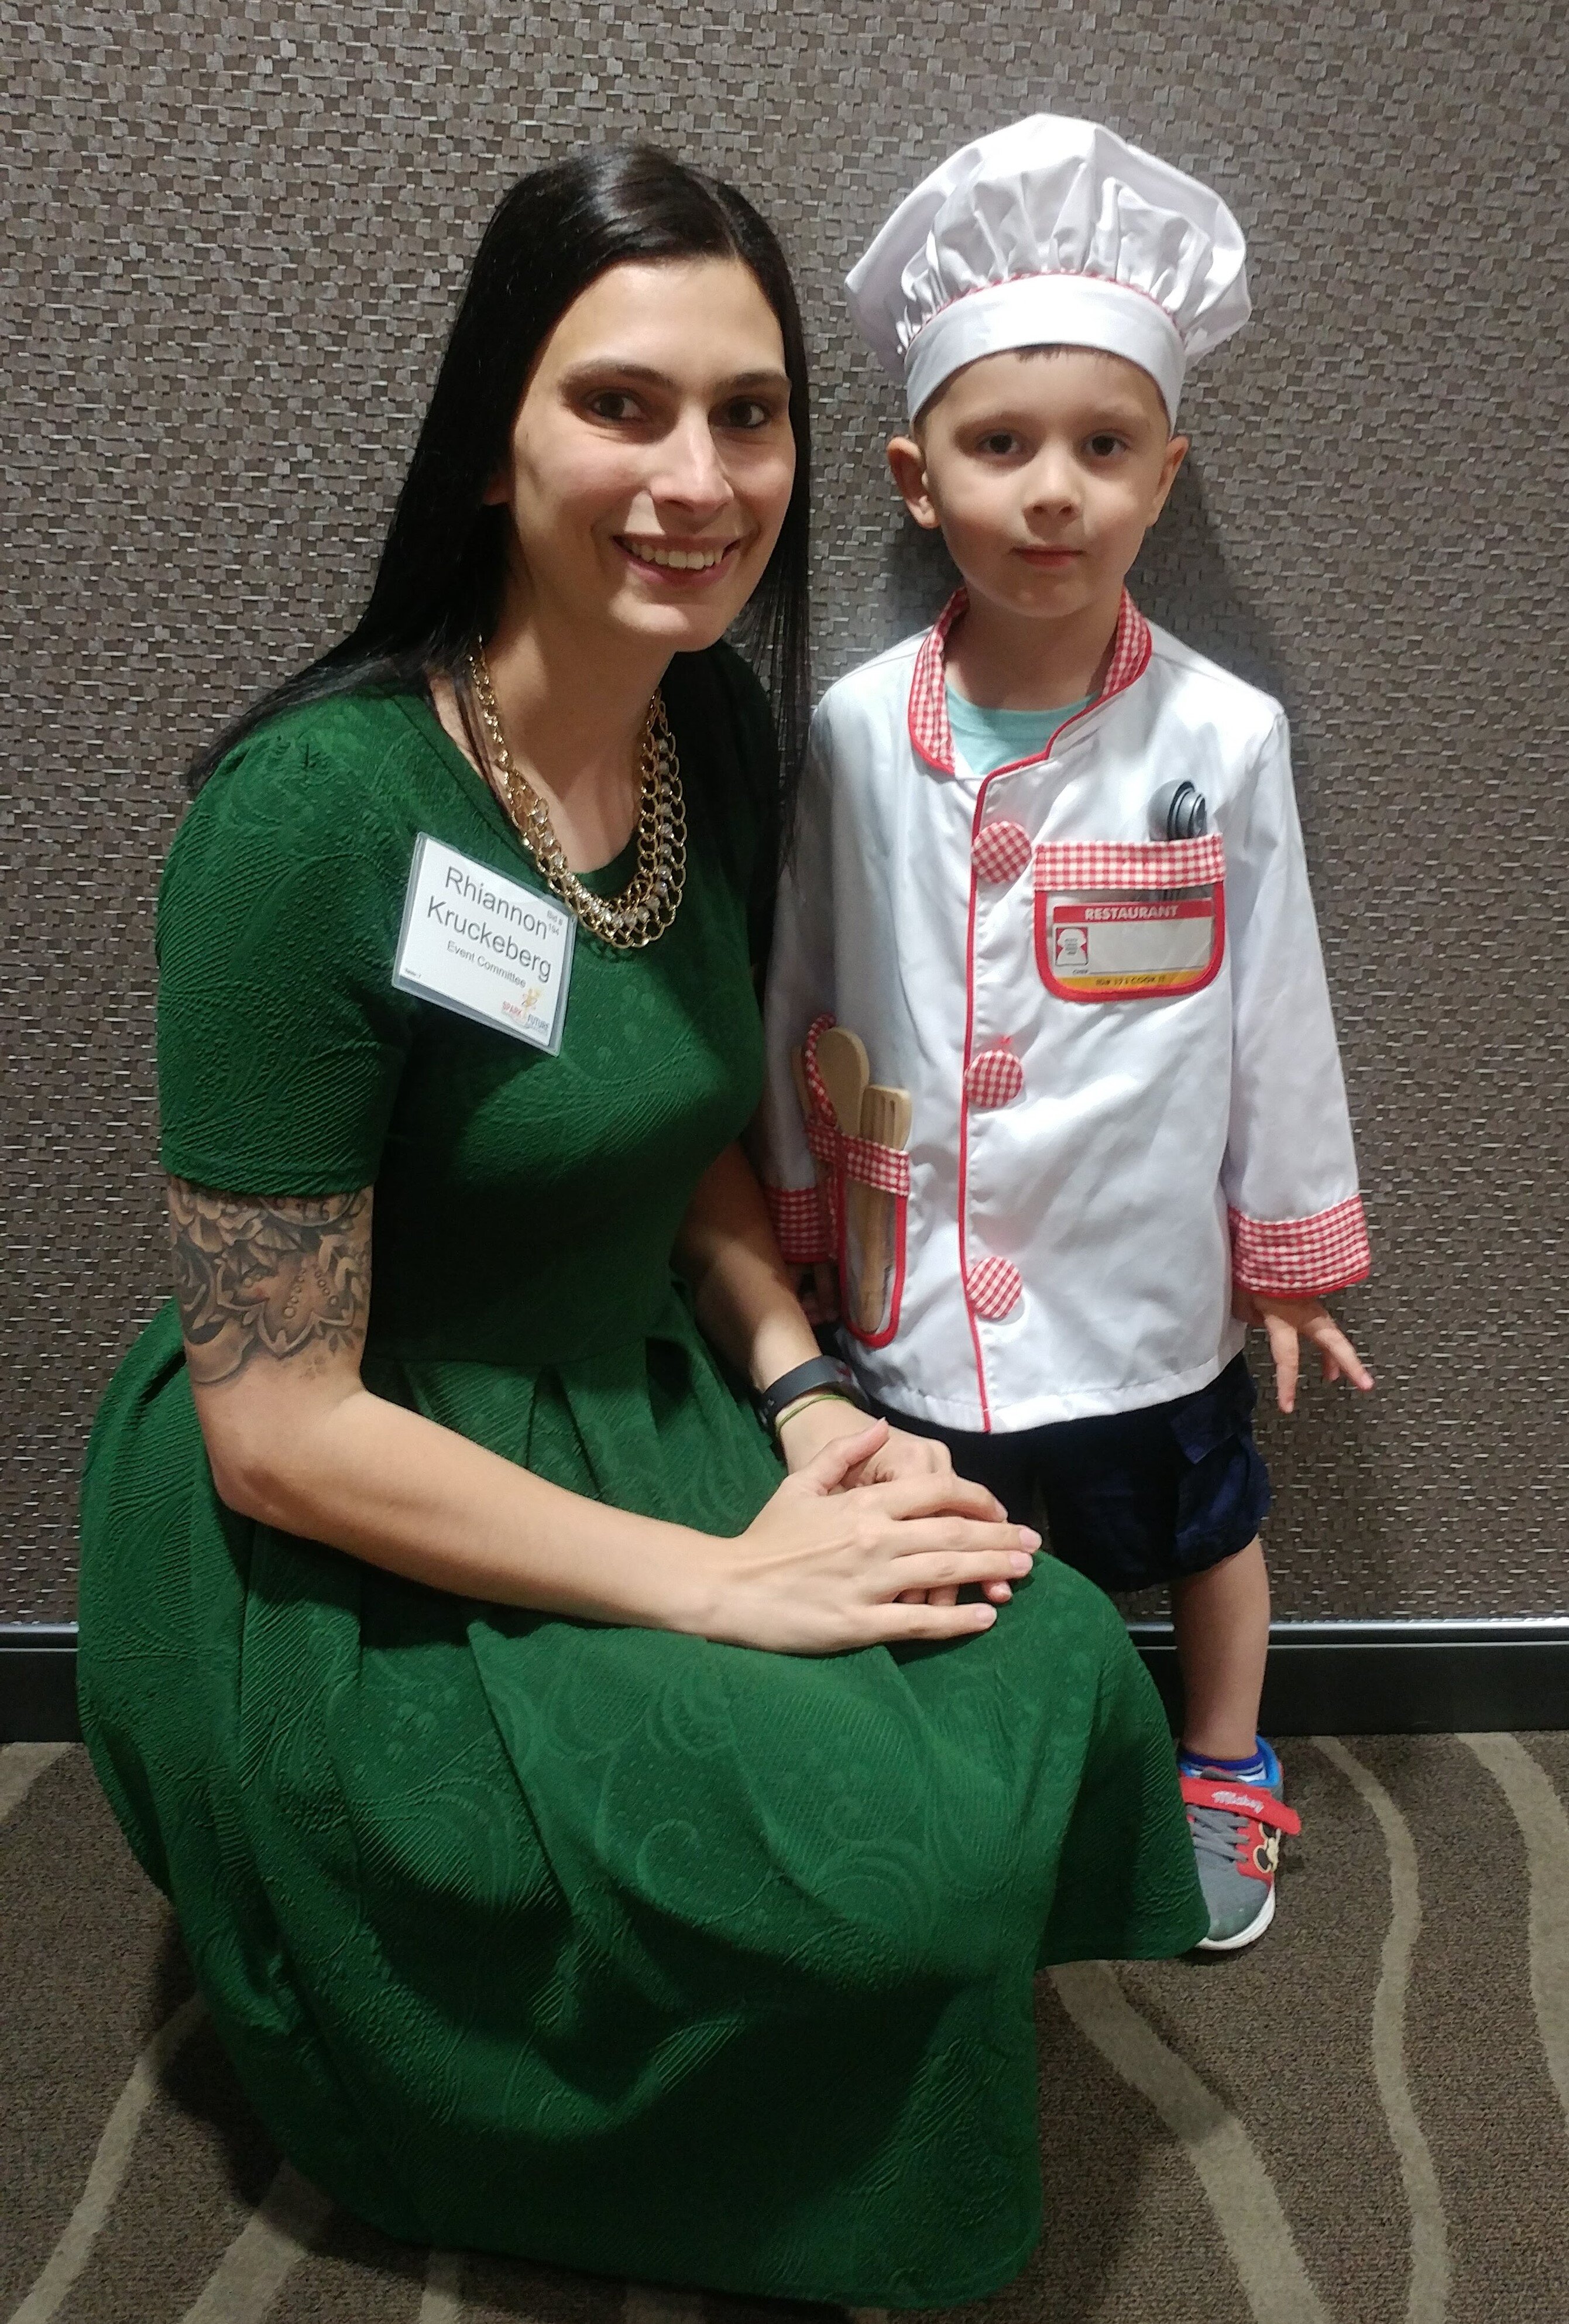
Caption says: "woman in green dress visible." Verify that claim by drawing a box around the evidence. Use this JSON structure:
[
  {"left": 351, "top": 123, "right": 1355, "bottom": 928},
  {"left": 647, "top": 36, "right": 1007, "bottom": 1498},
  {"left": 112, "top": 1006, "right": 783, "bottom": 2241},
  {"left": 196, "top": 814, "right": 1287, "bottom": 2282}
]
[{"left": 79, "top": 147, "right": 1206, "bottom": 2308}]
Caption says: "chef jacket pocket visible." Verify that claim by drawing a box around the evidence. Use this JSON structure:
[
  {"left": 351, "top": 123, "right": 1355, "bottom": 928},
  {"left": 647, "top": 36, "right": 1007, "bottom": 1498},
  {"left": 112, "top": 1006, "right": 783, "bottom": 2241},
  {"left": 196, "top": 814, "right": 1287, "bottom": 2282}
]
[
  {"left": 1034, "top": 833, "right": 1226, "bottom": 1003},
  {"left": 840, "top": 1135, "right": 910, "bottom": 1348}
]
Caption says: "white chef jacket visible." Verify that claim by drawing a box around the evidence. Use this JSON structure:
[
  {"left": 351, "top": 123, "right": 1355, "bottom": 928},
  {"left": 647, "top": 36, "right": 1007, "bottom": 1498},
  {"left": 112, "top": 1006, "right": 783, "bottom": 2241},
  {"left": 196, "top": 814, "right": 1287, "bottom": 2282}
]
[{"left": 756, "top": 589, "right": 1369, "bottom": 1433}]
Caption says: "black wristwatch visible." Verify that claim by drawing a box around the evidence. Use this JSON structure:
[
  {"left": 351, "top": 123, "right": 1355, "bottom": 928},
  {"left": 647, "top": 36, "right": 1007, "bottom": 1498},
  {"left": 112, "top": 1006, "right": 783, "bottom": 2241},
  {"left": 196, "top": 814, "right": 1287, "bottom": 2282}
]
[{"left": 756, "top": 1354, "right": 871, "bottom": 1441}]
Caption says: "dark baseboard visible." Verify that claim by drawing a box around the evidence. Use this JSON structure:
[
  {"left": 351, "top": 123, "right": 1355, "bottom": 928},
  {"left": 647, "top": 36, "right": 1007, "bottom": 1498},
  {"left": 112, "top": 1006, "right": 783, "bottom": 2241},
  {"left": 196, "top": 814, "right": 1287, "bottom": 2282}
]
[
  {"left": 1130, "top": 1618, "right": 1569, "bottom": 1735},
  {"left": 1, "top": 1626, "right": 81, "bottom": 1743},
  {"left": 3, "top": 1620, "right": 1568, "bottom": 1745}
]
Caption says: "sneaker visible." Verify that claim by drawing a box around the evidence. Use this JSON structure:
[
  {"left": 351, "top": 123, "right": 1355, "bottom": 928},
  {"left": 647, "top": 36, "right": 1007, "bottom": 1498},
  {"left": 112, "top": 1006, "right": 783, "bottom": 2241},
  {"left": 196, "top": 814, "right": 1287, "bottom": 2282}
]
[{"left": 1180, "top": 1754, "right": 1301, "bottom": 1953}]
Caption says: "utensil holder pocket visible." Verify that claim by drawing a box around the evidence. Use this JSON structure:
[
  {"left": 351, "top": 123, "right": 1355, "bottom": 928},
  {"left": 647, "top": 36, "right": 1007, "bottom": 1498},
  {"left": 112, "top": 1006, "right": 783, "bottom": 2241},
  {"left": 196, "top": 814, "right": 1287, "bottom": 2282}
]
[{"left": 840, "top": 1135, "right": 911, "bottom": 1348}]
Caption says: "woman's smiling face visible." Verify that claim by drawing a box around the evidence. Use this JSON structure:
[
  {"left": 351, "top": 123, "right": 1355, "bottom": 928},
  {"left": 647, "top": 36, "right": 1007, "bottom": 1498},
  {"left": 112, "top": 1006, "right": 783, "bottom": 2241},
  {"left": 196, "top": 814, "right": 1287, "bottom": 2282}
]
[{"left": 487, "top": 254, "right": 796, "bottom": 654}]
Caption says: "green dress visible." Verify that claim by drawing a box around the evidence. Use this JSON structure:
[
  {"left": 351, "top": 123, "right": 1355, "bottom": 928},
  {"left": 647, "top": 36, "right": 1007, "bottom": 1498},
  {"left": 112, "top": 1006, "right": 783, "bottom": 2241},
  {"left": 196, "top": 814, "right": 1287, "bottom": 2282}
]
[{"left": 78, "top": 646, "right": 1206, "bottom": 2309}]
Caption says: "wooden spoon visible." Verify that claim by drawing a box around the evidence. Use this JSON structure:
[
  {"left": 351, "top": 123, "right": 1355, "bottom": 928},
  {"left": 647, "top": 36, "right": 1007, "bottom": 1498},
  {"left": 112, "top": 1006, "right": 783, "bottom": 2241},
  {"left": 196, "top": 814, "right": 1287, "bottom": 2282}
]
[
  {"left": 857, "top": 1083, "right": 913, "bottom": 1330},
  {"left": 815, "top": 1027, "right": 870, "bottom": 1136},
  {"left": 813, "top": 1029, "right": 871, "bottom": 1330}
]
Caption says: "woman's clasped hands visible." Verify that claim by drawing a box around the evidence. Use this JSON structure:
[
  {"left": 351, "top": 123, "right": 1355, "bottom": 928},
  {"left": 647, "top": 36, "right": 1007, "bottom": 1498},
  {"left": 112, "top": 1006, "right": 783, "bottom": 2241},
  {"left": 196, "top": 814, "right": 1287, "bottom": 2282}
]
[{"left": 694, "top": 1420, "right": 1039, "bottom": 1655}]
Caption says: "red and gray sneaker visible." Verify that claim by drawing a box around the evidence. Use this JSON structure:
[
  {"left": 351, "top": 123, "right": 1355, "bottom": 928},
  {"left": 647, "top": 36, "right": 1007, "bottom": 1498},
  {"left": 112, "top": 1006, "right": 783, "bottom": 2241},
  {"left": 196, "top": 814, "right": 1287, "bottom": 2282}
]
[{"left": 1179, "top": 1742, "right": 1301, "bottom": 1954}]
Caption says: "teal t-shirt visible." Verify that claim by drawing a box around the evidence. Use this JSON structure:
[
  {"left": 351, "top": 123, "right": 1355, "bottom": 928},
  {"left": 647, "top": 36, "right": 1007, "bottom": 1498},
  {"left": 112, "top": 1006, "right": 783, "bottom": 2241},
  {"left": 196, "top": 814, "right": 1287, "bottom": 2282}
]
[{"left": 945, "top": 688, "right": 1091, "bottom": 778}]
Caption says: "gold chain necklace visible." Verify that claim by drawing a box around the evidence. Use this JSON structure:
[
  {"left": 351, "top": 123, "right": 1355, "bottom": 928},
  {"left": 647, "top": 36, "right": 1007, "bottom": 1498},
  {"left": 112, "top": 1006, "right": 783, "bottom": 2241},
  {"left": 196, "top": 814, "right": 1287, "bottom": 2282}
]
[{"left": 465, "top": 646, "right": 687, "bottom": 950}]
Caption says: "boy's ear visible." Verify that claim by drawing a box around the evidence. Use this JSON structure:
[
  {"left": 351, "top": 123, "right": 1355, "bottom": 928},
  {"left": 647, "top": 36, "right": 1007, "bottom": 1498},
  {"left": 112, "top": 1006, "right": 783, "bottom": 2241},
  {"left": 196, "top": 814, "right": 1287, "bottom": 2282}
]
[
  {"left": 1148, "top": 431, "right": 1189, "bottom": 524},
  {"left": 887, "top": 435, "right": 943, "bottom": 531}
]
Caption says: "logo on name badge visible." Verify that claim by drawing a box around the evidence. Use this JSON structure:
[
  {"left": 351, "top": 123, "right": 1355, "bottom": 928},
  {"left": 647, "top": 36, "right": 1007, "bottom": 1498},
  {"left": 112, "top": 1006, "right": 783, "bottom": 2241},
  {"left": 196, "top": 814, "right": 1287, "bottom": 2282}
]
[{"left": 392, "top": 835, "right": 576, "bottom": 1055}]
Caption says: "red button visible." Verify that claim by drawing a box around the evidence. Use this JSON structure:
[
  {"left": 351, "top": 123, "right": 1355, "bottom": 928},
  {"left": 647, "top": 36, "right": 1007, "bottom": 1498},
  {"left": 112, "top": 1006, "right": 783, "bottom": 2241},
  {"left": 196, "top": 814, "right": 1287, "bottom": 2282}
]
[
  {"left": 971, "top": 819, "right": 1032, "bottom": 884},
  {"left": 964, "top": 1041, "right": 1024, "bottom": 1108},
  {"left": 965, "top": 1257, "right": 1024, "bottom": 1320}
]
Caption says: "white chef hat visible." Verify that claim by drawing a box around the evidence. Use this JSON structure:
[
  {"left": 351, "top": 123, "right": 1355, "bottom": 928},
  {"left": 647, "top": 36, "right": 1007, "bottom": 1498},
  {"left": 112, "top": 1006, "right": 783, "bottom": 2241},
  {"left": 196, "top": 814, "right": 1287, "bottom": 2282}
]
[{"left": 846, "top": 115, "right": 1251, "bottom": 427}]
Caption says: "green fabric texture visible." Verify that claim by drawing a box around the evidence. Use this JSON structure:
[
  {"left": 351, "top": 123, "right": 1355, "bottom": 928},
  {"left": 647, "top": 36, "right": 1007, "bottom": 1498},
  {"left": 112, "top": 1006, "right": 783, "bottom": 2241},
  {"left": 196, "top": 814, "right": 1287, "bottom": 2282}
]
[{"left": 78, "top": 648, "right": 1205, "bottom": 2308}]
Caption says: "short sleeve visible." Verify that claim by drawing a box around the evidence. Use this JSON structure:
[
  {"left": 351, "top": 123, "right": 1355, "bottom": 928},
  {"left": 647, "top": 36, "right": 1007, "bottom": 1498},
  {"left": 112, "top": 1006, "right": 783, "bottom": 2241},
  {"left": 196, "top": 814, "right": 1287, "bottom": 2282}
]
[{"left": 156, "top": 714, "right": 418, "bottom": 1196}]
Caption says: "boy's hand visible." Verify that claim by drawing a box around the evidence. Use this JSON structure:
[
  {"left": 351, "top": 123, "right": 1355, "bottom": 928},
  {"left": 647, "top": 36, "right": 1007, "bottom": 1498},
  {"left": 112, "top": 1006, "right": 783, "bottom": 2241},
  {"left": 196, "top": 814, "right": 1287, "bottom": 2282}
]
[
  {"left": 1234, "top": 1291, "right": 1374, "bottom": 1415},
  {"left": 794, "top": 1262, "right": 840, "bottom": 1326}
]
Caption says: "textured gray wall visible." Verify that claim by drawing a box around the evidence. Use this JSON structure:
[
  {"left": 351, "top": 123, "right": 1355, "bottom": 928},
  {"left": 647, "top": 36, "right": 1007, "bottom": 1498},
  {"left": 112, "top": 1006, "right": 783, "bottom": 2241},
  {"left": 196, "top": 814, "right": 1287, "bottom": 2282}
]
[{"left": 3, "top": 0, "right": 1564, "bottom": 1623}]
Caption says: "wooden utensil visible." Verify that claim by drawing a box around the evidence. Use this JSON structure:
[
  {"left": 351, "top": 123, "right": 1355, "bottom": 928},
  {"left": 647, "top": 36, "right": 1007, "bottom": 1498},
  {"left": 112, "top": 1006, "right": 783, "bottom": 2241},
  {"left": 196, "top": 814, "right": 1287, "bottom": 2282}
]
[
  {"left": 814, "top": 1027, "right": 870, "bottom": 1137},
  {"left": 860, "top": 1083, "right": 913, "bottom": 1152},
  {"left": 812, "top": 1029, "right": 872, "bottom": 1331},
  {"left": 857, "top": 1082, "right": 913, "bottom": 1330}
]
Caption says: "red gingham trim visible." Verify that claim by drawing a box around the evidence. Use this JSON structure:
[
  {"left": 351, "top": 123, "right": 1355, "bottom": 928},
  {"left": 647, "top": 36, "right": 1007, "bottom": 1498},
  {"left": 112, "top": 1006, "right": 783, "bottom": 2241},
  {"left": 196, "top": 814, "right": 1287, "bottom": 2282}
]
[
  {"left": 764, "top": 1183, "right": 832, "bottom": 1266},
  {"left": 964, "top": 1040, "right": 1025, "bottom": 1110},
  {"left": 805, "top": 1113, "right": 840, "bottom": 1190},
  {"left": 1034, "top": 832, "right": 1227, "bottom": 891},
  {"left": 909, "top": 587, "right": 1153, "bottom": 777},
  {"left": 972, "top": 818, "right": 1033, "bottom": 884},
  {"left": 908, "top": 592, "right": 969, "bottom": 774},
  {"left": 964, "top": 1257, "right": 1024, "bottom": 1320},
  {"left": 801, "top": 1012, "right": 838, "bottom": 1128},
  {"left": 1228, "top": 1195, "right": 1372, "bottom": 1299},
  {"left": 843, "top": 1136, "right": 912, "bottom": 1195},
  {"left": 1099, "top": 588, "right": 1155, "bottom": 701},
  {"left": 800, "top": 1014, "right": 844, "bottom": 1241}
]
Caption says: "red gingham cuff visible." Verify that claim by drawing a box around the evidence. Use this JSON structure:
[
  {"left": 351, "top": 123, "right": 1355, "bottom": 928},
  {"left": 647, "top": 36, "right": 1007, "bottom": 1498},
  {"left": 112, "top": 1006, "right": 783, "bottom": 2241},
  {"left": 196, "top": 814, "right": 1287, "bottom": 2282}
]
[
  {"left": 764, "top": 1183, "right": 834, "bottom": 1266},
  {"left": 1229, "top": 1195, "right": 1371, "bottom": 1299}
]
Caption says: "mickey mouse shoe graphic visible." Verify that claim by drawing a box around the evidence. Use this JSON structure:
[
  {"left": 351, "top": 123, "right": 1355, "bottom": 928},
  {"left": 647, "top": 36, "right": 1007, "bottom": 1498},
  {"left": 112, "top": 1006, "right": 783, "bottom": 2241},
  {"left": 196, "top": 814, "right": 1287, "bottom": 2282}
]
[{"left": 1179, "top": 1764, "right": 1302, "bottom": 1952}]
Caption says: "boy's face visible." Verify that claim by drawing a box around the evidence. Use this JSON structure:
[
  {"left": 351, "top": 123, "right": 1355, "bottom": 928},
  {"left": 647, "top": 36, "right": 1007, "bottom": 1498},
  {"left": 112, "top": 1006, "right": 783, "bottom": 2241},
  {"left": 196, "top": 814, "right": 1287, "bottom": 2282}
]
[{"left": 887, "top": 346, "right": 1187, "bottom": 627}]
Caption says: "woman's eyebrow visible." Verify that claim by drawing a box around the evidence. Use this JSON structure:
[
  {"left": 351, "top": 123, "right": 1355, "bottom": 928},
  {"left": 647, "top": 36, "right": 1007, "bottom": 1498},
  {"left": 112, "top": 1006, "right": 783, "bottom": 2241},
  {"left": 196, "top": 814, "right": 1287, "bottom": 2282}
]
[{"left": 558, "top": 360, "right": 791, "bottom": 394}]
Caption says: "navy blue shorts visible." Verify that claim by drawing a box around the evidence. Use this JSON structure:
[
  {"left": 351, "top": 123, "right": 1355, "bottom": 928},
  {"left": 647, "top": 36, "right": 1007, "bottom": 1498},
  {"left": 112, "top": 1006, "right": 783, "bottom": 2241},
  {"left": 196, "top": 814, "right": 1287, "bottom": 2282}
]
[{"left": 880, "top": 1354, "right": 1271, "bottom": 1594}]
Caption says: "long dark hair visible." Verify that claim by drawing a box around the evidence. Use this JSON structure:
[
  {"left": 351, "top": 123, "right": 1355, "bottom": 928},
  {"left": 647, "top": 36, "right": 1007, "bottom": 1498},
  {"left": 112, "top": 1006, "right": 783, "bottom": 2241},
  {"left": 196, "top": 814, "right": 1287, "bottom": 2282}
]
[{"left": 188, "top": 146, "right": 811, "bottom": 814}]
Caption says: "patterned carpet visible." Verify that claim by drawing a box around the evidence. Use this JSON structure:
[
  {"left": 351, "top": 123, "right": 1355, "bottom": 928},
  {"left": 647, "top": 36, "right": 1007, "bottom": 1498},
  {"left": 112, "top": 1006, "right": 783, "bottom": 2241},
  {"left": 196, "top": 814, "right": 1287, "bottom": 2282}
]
[{"left": 4, "top": 1737, "right": 1568, "bottom": 2324}]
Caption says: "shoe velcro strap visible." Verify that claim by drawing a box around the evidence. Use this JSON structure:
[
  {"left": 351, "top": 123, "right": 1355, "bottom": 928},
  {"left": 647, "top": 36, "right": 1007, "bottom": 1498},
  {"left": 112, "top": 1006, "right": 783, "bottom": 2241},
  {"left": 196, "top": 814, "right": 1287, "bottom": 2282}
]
[{"left": 1179, "top": 1776, "right": 1302, "bottom": 1836}]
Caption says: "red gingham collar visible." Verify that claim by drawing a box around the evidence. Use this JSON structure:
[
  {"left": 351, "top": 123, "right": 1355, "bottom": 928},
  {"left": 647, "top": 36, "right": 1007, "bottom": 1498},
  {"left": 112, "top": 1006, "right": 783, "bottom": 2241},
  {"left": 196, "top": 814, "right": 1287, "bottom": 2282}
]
[{"left": 907, "top": 586, "right": 1153, "bottom": 777}]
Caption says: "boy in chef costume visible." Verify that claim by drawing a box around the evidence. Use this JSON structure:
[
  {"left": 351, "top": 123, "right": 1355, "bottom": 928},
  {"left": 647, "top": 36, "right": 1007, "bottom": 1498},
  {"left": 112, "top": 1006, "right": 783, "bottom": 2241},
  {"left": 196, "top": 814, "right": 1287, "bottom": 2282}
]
[{"left": 757, "top": 116, "right": 1372, "bottom": 1952}]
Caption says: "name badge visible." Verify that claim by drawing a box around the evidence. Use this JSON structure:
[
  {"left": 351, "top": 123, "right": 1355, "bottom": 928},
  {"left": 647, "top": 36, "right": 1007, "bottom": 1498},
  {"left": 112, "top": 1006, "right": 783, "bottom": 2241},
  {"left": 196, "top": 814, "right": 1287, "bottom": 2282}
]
[
  {"left": 1033, "top": 833, "right": 1227, "bottom": 1003},
  {"left": 393, "top": 835, "right": 575, "bottom": 1054}
]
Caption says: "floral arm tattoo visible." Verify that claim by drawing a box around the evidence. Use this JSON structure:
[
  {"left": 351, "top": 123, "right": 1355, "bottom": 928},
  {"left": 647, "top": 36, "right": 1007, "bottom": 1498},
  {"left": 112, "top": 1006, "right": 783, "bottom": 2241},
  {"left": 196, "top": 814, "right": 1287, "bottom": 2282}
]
[{"left": 167, "top": 1178, "right": 372, "bottom": 1387}]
